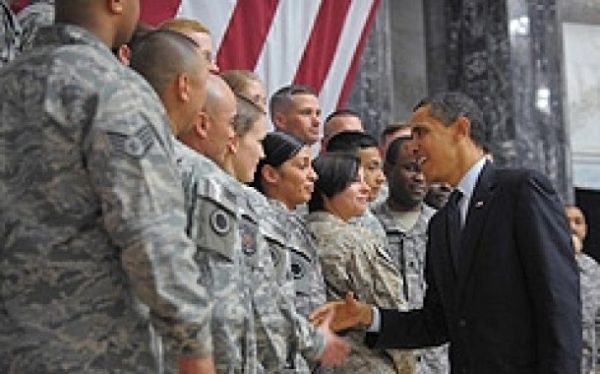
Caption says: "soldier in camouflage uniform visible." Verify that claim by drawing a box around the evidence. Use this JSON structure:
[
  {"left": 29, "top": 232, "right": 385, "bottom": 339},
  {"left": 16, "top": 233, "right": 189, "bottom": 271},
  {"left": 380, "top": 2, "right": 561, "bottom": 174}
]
[
  {"left": 326, "top": 131, "right": 388, "bottom": 245},
  {"left": 1, "top": 0, "right": 20, "bottom": 67},
  {"left": 0, "top": 2, "right": 215, "bottom": 372},
  {"left": 177, "top": 75, "right": 347, "bottom": 372},
  {"left": 566, "top": 205, "right": 600, "bottom": 374},
  {"left": 307, "top": 153, "right": 415, "bottom": 374},
  {"left": 17, "top": 0, "right": 54, "bottom": 52},
  {"left": 373, "top": 136, "right": 449, "bottom": 374},
  {"left": 251, "top": 132, "right": 327, "bottom": 319}
]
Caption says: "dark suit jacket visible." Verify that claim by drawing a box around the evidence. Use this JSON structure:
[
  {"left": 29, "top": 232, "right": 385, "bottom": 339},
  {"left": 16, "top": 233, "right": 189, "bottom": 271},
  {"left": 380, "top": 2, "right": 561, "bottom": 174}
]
[{"left": 366, "top": 163, "right": 582, "bottom": 373}]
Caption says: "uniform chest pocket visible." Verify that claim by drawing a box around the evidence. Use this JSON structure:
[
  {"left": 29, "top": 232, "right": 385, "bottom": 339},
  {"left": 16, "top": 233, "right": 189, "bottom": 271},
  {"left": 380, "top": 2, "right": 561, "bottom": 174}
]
[{"left": 189, "top": 196, "right": 237, "bottom": 261}]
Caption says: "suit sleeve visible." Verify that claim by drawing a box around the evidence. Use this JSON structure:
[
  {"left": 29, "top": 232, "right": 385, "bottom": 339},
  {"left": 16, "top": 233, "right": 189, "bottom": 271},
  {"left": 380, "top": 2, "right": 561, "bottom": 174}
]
[
  {"left": 366, "top": 219, "right": 449, "bottom": 350},
  {"left": 515, "top": 171, "right": 581, "bottom": 373}
]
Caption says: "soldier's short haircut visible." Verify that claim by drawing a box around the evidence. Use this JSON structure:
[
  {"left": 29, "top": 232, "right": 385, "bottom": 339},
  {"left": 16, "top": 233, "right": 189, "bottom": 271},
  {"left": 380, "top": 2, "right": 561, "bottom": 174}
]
[
  {"left": 384, "top": 135, "right": 412, "bottom": 166},
  {"left": 308, "top": 152, "right": 361, "bottom": 213},
  {"left": 326, "top": 131, "right": 378, "bottom": 154},
  {"left": 129, "top": 29, "right": 200, "bottom": 97},
  {"left": 324, "top": 109, "right": 360, "bottom": 126},
  {"left": 269, "top": 84, "right": 317, "bottom": 118},
  {"left": 233, "top": 94, "right": 264, "bottom": 137},
  {"left": 414, "top": 91, "right": 485, "bottom": 148},
  {"left": 380, "top": 122, "right": 410, "bottom": 144}
]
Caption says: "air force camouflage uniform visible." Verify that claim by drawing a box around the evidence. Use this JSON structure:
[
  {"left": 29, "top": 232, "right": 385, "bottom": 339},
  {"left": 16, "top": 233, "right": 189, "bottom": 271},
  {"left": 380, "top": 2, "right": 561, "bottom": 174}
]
[
  {"left": 0, "top": 25, "right": 212, "bottom": 373},
  {"left": 17, "top": 1, "right": 55, "bottom": 52},
  {"left": 373, "top": 202, "right": 449, "bottom": 374},
  {"left": 1, "top": 0, "right": 21, "bottom": 67},
  {"left": 177, "top": 144, "right": 325, "bottom": 373},
  {"left": 576, "top": 253, "right": 600, "bottom": 373},
  {"left": 306, "top": 211, "right": 415, "bottom": 374}
]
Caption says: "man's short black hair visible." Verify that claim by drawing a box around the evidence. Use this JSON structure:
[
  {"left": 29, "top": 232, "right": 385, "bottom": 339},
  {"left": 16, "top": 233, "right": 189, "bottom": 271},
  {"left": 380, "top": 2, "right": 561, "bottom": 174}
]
[
  {"left": 324, "top": 109, "right": 361, "bottom": 126},
  {"left": 414, "top": 91, "right": 485, "bottom": 148},
  {"left": 384, "top": 135, "right": 412, "bottom": 166},
  {"left": 269, "top": 84, "right": 317, "bottom": 118},
  {"left": 326, "top": 131, "right": 378, "bottom": 154}
]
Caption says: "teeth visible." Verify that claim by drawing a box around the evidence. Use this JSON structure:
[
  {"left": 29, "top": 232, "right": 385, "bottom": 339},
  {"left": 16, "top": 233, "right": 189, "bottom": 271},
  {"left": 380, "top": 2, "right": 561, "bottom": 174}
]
[{"left": 417, "top": 157, "right": 427, "bottom": 165}]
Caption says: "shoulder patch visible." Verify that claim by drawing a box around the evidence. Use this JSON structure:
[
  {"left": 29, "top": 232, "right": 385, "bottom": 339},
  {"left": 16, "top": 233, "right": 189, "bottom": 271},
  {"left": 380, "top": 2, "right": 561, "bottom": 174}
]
[{"left": 106, "top": 125, "right": 154, "bottom": 158}]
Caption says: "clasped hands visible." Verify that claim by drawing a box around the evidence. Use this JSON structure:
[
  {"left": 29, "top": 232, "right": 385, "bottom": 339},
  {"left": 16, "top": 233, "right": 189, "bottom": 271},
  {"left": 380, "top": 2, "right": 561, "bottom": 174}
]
[{"left": 310, "top": 292, "right": 373, "bottom": 332}]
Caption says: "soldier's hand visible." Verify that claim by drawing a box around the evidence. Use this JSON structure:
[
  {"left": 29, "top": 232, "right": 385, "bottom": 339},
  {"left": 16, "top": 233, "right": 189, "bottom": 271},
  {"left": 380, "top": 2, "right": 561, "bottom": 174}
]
[
  {"left": 177, "top": 355, "right": 216, "bottom": 374},
  {"left": 310, "top": 291, "right": 373, "bottom": 332},
  {"left": 315, "top": 307, "right": 350, "bottom": 367}
]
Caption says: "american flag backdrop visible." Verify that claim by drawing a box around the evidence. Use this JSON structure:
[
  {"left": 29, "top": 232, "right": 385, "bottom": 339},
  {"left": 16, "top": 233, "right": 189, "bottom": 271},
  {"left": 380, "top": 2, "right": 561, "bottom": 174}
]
[{"left": 139, "top": 0, "right": 381, "bottom": 127}]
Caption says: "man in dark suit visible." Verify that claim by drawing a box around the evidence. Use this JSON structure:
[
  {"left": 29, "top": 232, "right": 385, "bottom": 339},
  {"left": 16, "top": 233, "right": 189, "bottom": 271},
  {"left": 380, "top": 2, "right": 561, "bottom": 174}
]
[{"left": 310, "top": 92, "right": 582, "bottom": 373}]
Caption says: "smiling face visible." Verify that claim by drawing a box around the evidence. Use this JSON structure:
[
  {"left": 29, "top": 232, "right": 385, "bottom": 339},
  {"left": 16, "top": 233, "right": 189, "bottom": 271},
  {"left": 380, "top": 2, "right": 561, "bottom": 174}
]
[
  {"left": 268, "top": 146, "right": 317, "bottom": 209},
  {"left": 357, "top": 147, "right": 385, "bottom": 202},
  {"left": 387, "top": 143, "right": 427, "bottom": 210},
  {"left": 408, "top": 105, "right": 461, "bottom": 186},
  {"left": 325, "top": 167, "right": 370, "bottom": 221}
]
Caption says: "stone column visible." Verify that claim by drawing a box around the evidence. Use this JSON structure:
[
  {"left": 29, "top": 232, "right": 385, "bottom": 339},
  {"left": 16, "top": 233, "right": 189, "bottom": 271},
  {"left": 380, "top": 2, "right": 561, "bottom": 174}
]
[{"left": 425, "top": 0, "right": 570, "bottom": 199}]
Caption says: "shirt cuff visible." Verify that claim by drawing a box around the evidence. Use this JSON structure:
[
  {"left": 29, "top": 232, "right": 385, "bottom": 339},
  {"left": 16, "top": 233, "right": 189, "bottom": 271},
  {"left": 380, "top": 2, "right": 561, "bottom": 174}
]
[{"left": 366, "top": 306, "right": 380, "bottom": 332}]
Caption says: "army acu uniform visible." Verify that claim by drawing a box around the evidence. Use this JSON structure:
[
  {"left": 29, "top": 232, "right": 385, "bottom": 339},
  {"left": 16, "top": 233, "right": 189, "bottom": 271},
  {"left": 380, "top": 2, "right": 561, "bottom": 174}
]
[
  {"left": 176, "top": 142, "right": 256, "bottom": 373},
  {"left": 1, "top": 0, "right": 21, "bottom": 67},
  {"left": 262, "top": 199, "right": 327, "bottom": 318},
  {"left": 373, "top": 202, "right": 449, "bottom": 374},
  {"left": 576, "top": 253, "right": 600, "bottom": 373},
  {"left": 306, "top": 211, "right": 415, "bottom": 374},
  {"left": 244, "top": 187, "right": 327, "bottom": 373},
  {"left": 0, "top": 24, "right": 212, "bottom": 373},
  {"left": 350, "top": 208, "right": 388, "bottom": 247},
  {"left": 177, "top": 144, "right": 325, "bottom": 373}
]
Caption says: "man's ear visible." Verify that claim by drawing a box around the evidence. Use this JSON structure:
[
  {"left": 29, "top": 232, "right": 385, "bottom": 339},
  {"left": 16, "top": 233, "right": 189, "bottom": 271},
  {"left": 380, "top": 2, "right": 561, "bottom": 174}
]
[
  {"left": 455, "top": 115, "right": 471, "bottom": 139},
  {"left": 228, "top": 135, "right": 240, "bottom": 155},
  {"left": 177, "top": 73, "right": 191, "bottom": 103},
  {"left": 194, "top": 112, "right": 209, "bottom": 139},
  {"left": 272, "top": 112, "right": 287, "bottom": 131},
  {"left": 261, "top": 164, "right": 280, "bottom": 185}
]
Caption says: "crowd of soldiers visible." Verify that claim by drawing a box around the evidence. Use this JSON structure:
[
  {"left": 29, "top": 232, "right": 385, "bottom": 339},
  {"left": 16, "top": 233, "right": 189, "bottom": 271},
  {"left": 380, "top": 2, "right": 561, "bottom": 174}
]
[{"left": 1, "top": 1, "right": 599, "bottom": 373}]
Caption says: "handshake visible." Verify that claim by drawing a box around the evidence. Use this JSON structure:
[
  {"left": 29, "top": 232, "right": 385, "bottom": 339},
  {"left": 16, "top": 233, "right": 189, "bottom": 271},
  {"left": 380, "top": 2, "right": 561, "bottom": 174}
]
[
  {"left": 308, "top": 292, "right": 374, "bottom": 368},
  {"left": 178, "top": 292, "right": 373, "bottom": 373}
]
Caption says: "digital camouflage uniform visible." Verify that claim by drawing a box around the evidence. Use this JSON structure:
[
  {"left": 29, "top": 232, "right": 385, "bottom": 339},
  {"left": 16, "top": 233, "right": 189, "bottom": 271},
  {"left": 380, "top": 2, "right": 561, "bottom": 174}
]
[
  {"left": 350, "top": 208, "right": 388, "bottom": 247},
  {"left": 1, "top": 0, "right": 21, "bottom": 67},
  {"left": 576, "top": 253, "right": 600, "bottom": 374},
  {"left": 265, "top": 200, "right": 327, "bottom": 318},
  {"left": 306, "top": 211, "right": 415, "bottom": 374},
  {"left": 176, "top": 143, "right": 256, "bottom": 373},
  {"left": 17, "top": 0, "right": 54, "bottom": 52},
  {"left": 0, "top": 25, "right": 212, "bottom": 373},
  {"left": 373, "top": 201, "right": 449, "bottom": 374},
  {"left": 176, "top": 144, "right": 325, "bottom": 373},
  {"left": 244, "top": 188, "right": 327, "bottom": 373}
]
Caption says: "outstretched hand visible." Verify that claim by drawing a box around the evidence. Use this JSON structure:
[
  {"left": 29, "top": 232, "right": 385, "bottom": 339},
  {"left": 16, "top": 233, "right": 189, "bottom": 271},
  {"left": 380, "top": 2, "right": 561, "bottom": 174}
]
[
  {"left": 315, "top": 306, "right": 351, "bottom": 367},
  {"left": 309, "top": 292, "right": 373, "bottom": 332}
]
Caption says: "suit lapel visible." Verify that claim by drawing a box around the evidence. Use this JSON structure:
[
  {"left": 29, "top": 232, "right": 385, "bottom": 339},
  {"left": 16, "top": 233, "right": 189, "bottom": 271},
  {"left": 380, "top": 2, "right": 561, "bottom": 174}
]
[{"left": 457, "top": 163, "right": 497, "bottom": 295}]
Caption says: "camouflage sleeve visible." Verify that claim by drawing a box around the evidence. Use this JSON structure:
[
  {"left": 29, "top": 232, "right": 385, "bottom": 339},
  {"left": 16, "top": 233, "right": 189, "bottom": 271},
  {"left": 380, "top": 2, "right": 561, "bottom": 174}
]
[
  {"left": 280, "top": 244, "right": 327, "bottom": 362},
  {"left": 84, "top": 107, "right": 212, "bottom": 357}
]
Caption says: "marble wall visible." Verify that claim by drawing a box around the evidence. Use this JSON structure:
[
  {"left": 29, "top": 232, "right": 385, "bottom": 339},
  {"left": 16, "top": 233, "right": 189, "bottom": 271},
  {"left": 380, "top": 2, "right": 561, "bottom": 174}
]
[{"left": 346, "top": 0, "right": 582, "bottom": 199}]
